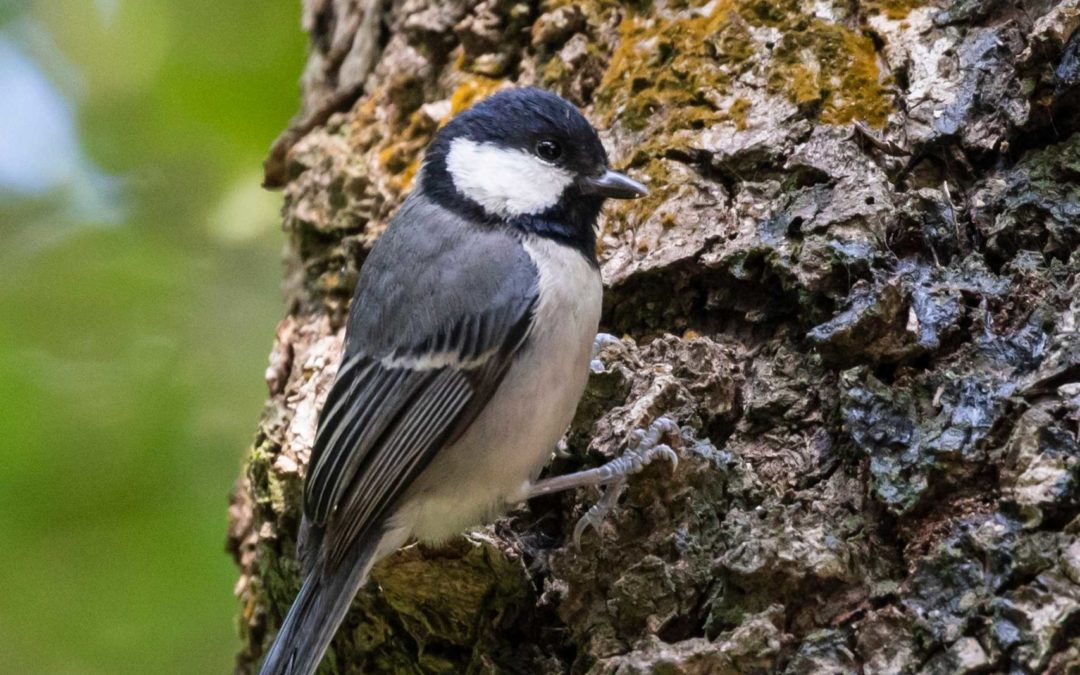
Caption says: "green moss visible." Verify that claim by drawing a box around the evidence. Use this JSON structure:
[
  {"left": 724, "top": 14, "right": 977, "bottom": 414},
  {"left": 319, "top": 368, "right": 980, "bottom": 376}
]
[{"left": 247, "top": 436, "right": 291, "bottom": 511}]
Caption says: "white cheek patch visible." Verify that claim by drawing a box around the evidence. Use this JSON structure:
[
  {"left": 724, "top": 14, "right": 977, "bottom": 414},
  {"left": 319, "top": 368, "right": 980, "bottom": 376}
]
[{"left": 445, "top": 137, "right": 574, "bottom": 217}]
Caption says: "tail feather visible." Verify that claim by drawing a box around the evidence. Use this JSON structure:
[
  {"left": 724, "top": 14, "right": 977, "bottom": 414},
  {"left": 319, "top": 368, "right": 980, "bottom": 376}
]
[{"left": 257, "top": 530, "right": 379, "bottom": 675}]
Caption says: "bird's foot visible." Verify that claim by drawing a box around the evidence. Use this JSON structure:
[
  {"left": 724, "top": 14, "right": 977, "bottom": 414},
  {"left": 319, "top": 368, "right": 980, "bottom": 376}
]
[
  {"left": 592, "top": 332, "right": 622, "bottom": 356},
  {"left": 590, "top": 332, "right": 622, "bottom": 372},
  {"left": 571, "top": 476, "right": 627, "bottom": 549},
  {"left": 528, "top": 416, "right": 680, "bottom": 549},
  {"left": 571, "top": 417, "right": 679, "bottom": 548}
]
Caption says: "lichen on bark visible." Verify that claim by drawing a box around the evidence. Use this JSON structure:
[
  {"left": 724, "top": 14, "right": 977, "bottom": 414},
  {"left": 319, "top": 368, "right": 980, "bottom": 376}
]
[{"left": 230, "top": 0, "right": 1080, "bottom": 672}]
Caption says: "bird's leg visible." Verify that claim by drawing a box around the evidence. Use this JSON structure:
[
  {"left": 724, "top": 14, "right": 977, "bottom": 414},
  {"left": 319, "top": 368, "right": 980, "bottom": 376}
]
[
  {"left": 528, "top": 417, "right": 680, "bottom": 548},
  {"left": 528, "top": 418, "right": 679, "bottom": 496}
]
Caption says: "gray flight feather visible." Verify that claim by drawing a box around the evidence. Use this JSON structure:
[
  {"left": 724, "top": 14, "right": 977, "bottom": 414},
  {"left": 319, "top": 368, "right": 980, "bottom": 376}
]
[{"left": 257, "top": 530, "right": 376, "bottom": 675}]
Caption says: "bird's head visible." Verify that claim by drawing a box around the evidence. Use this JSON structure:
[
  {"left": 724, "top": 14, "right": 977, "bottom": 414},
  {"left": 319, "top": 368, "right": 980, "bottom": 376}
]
[{"left": 419, "top": 88, "right": 646, "bottom": 246}]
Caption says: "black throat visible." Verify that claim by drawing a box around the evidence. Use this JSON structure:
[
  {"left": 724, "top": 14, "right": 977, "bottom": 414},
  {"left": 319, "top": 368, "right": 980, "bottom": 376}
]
[{"left": 508, "top": 198, "right": 602, "bottom": 264}]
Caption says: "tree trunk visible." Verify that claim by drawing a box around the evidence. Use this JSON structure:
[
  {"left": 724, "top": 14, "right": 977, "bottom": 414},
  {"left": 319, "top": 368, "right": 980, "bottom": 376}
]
[{"left": 228, "top": 0, "right": 1080, "bottom": 672}]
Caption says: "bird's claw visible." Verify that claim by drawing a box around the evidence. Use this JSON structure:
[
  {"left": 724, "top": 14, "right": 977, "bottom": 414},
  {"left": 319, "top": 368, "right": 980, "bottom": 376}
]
[
  {"left": 572, "top": 479, "right": 627, "bottom": 549},
  {"left": 592, "top": 332, "right": 622, "bottom": 357},
  {"left": 590, "top": 333, "right": 622, "bottom": 372},
  {"left": 626, "top": 417, "right": 680, "bottom": 473},
  {"left": 572, "top": 416, "right": 680, "bottom": 549},
  {"left": 554, "top": 437, "right": 573, "bottom": 459}
]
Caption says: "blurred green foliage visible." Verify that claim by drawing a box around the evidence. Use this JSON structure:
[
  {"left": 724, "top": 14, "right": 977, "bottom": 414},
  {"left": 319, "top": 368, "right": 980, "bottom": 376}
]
[{"left": 0, "top": 1, "right": 306, "bottom": 673}]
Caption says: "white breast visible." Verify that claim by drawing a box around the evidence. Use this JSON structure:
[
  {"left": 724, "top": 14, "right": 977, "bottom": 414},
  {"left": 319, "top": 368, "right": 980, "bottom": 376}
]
[
  {"left": 397, "top": 235, "right": 603, "bottom": 543},
  {"left": 521, "top": 235, "right": 603, "bottom": 369}
]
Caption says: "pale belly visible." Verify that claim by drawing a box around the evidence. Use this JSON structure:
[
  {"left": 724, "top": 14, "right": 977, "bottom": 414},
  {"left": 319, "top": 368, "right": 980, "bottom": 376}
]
[{"left": 393, "top": 237, "right": 602, "bottom": 544}]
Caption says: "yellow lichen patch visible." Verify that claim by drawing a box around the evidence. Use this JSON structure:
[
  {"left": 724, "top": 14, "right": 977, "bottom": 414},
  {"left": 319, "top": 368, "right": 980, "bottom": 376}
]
[
  {"left": 767, "top": 19, "right": 892, "bottom": 128},
  {"left": 597, "top": 1, "right": 756, "bottom": 133},
  {"left": 595, "top": 0, "right": 895, "bottom": 148},
  {"left": 540, "top": 0, "right": 578, "bottom": 10},
  {"left": 789, "top": 64, "right": 821, "bottom": 108},
  {"left": 824, "top": 29, "right": 892, "bottom": 126},
  {"left": 864, "top": 0, "right": 926, "bottom": 20},
  {"left": 734, "top": 0, "right": 801, "bottom": 28},
  {"left": 541, "top": 56, "right": 569, "bottom": 87},
  {"left": 378, "top": 144, "right": 411, "bottom": 176},
  {"left": 606, "top": 157, "right": 682, "bottom": 235},
  {"left": 728, "top": 96, "right": 751, "bottom": 130},
  {"left": 345, "top": 95, "right": 383, "bottom": 153},
  {"left": 450, "top": 76, "right": 506, "bottom": 115},
  {"left": 377, "top": 108, "right": 438, "bottom": 193},
  {"left": 399, "top": 158, "right": 421, "bottom": 189}
]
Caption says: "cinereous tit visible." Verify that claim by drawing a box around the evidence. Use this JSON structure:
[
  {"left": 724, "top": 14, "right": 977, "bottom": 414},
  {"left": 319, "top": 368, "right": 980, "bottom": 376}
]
[{"left": 259, "top": 87, "right": 648, "bottom": 675}]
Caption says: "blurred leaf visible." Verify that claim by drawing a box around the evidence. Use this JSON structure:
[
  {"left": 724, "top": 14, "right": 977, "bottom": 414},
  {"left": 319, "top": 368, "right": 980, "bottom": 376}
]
[{"left": 0, "top": 1, "right": 304, "bottom": 673}]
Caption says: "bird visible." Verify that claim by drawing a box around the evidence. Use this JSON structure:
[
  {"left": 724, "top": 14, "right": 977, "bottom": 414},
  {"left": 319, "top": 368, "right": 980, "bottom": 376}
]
[{"left": 258, "top": 87, "right": 652, "bottom": 675}]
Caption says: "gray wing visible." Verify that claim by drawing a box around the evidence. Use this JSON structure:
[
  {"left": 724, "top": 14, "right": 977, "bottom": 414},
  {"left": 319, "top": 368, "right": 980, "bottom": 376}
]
[{"left": 303, "top": 194, "right": 538, "bottom": 566}]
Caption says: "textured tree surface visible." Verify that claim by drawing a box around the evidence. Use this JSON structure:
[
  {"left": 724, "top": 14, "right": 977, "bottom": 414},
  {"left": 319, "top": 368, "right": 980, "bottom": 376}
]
[{"left": 228, "top": 0, "right": 1080, "bottom": 672}]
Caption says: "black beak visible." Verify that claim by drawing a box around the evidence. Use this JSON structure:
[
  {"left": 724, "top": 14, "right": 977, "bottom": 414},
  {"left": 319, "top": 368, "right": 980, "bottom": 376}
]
[{"left": 578, "top": 170, "right": 649, "bottom": 199}]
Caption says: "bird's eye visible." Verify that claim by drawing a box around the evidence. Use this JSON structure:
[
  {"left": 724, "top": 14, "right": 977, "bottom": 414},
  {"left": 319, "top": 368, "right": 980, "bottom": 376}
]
[{"left": 535, "top": 139, "right": 562, "bottom": 162}]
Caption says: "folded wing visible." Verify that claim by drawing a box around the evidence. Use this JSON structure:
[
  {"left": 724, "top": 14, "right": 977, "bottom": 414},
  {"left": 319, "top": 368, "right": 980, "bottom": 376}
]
[{"left": 302, "top": 194, "right": 538, "bottom": 567}]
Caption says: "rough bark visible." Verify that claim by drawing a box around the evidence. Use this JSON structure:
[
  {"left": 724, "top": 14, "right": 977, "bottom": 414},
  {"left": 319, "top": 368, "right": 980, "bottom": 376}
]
[{"left": 228, "top": 0, "right": 1080, "bottom": 672}]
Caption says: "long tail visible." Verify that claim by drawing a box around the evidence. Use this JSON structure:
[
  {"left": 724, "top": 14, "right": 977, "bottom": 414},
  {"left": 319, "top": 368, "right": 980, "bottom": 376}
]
[{"left": 257, "top": 528, "right": 380, "bottom": 675}]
